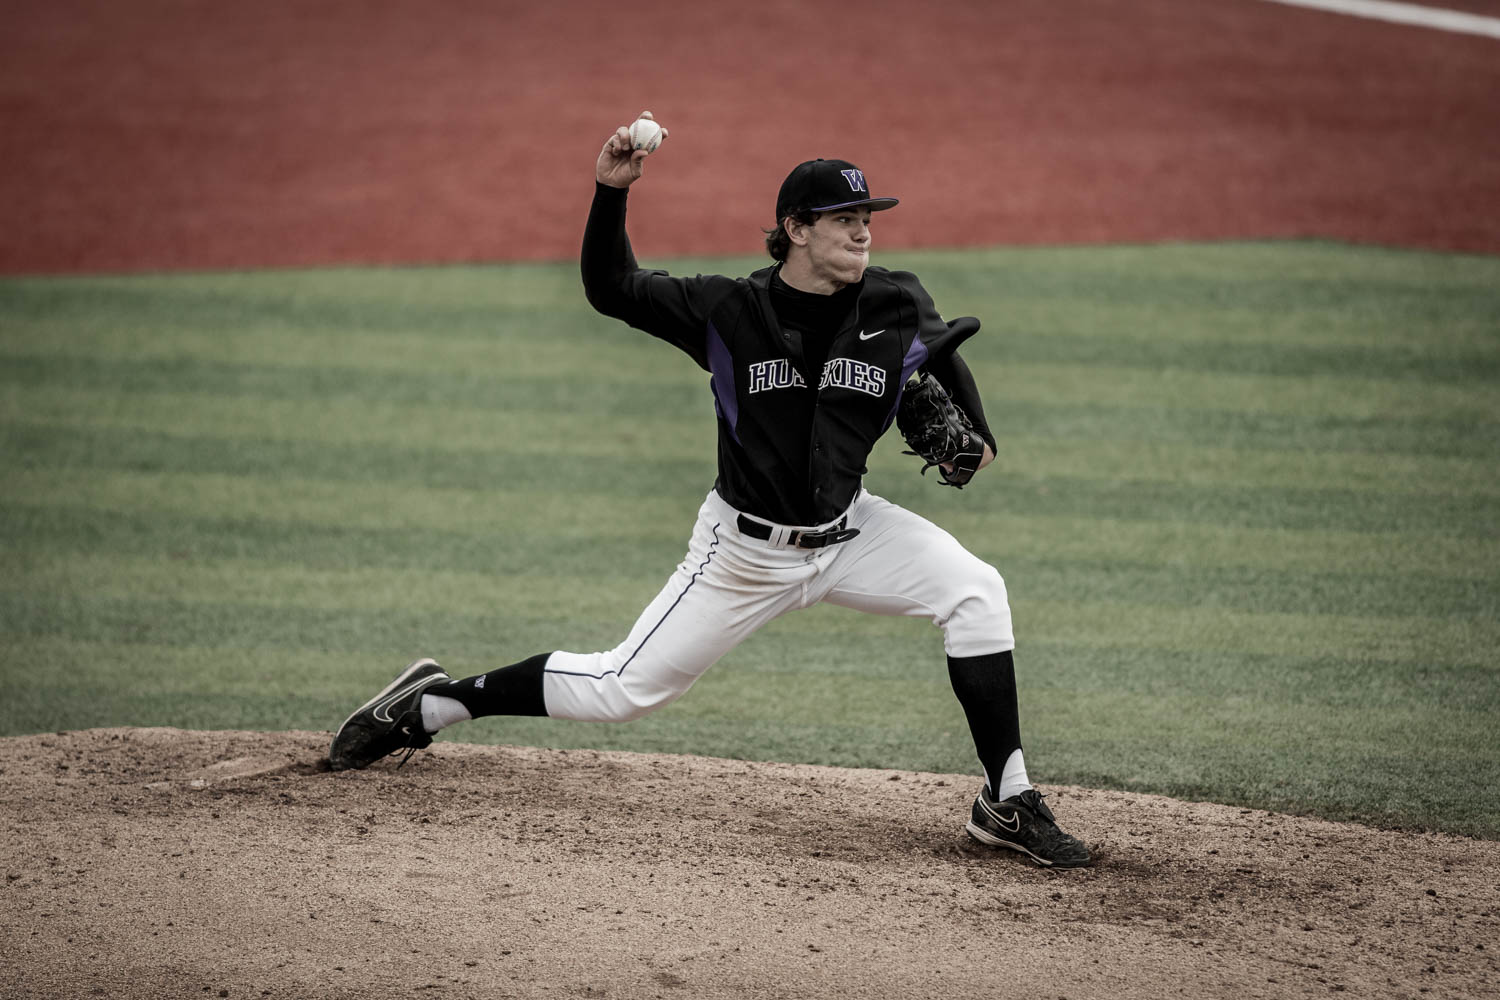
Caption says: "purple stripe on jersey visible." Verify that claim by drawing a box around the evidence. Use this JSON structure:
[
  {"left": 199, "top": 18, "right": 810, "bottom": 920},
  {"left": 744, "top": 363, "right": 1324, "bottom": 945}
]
[
  {"left": 881, "top": 334, "right": 931, "bottom": 432},
  {"left": 705, "top": 320, "right": 741, "bottom": 444}
]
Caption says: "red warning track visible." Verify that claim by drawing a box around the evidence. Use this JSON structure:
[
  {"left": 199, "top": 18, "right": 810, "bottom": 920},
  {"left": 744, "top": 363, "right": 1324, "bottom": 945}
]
[{"left": 2, "top": 0, "right": 1496, "bottom": 274}]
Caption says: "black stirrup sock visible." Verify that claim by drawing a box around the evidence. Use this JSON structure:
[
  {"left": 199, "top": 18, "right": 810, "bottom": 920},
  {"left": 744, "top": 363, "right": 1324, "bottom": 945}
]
[
  {"left": 429, "top": 653, "right": 550, "bottom": 718},
  {"left": 946, "top": 650, "right": 1023, "bottom": 798}
]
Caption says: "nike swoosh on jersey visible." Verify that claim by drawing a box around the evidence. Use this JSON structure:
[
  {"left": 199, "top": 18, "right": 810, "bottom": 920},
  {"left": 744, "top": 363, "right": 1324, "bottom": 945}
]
[{"left": 858, "top": 329, "right": 886, "bottom": 340}]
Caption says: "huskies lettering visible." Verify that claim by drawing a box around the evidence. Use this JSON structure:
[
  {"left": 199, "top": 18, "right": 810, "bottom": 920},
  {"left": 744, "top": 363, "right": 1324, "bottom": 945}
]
[
  {"left": 747, "top": 359, "right": 808, "bottom": 394},
  {"left": 818, "top": 358, "right": 886, "bottom": 397}
]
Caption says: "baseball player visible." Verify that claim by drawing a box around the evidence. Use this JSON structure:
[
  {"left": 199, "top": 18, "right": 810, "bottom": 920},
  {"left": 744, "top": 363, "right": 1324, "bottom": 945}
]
[{"left": 330, "top": 111, "right": 1090, "bottom": 867}]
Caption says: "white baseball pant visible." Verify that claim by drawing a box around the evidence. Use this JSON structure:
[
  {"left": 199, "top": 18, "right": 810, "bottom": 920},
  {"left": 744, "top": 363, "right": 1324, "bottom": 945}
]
[{"left": 542, "top": 488, "right": 1013, "bottom": 722}]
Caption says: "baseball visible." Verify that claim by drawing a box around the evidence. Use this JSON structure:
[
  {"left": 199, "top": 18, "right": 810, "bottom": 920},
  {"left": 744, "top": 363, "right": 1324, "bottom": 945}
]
[{"left": 629, "top": 116, "right": 664, "bottom": 153}]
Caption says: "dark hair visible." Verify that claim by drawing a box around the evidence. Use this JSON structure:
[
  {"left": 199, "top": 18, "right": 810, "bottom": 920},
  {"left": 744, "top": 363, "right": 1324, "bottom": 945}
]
[{"left": 763, "top": 209, "right": 820, "bottom": 262}]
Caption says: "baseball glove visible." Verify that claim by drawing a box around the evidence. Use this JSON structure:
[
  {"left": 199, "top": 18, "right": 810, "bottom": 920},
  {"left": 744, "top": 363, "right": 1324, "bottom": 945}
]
[{"left": 896, "top": 372, "right": 985, "bottom": 488}]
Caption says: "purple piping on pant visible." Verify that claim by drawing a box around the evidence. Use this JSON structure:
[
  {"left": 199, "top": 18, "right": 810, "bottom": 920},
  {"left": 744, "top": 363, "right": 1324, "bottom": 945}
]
[{"left": 705, "top": 320, "right": 741, "bottom": 444}]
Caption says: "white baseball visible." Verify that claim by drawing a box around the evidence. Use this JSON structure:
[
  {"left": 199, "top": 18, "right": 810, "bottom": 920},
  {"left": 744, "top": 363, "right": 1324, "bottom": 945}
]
[{"left": 629, "top": 117, "right": 664, "bottom": 153}]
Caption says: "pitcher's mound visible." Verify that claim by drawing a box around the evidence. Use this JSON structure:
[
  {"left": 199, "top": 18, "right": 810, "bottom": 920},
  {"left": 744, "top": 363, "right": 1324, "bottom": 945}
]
[{"left": 1, "top": 727, "right": 1494, "bottom": 999}]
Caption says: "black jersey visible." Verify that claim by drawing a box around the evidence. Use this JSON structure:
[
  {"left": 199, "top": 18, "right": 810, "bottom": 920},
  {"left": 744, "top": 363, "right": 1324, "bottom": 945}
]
[{"left": 582, "top": 183, "right": 995, "bottom": 525}]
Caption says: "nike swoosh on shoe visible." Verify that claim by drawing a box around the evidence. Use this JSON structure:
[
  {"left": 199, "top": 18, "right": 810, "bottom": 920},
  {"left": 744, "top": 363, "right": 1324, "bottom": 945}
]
[
  {"left": 980, "top": 797, "right": 1022, "bottom": 833},
  {"left": 372, "top": 676, "right": 439, "bottom": 724}
]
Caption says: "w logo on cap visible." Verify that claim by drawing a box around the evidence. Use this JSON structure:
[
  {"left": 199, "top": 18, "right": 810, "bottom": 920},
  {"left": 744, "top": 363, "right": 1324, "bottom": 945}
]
[{"left": 775, "top": 159, "right": 898, "bottom": 218}]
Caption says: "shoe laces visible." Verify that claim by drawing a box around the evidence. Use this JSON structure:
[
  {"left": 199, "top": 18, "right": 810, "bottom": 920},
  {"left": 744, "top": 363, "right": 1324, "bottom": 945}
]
[
  {"left": 393, "top": 744, "right": 421, "bottom": 769},
  {"left": 386, "top": 709, "right": 433, "bottom": 768},
  {"left": 1020, "top": 788, "right": 1058, "bottom": 821}
]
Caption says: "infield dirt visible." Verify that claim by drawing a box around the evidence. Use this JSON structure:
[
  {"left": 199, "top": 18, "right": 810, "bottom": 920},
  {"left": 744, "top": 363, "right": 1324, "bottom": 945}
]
[{"left": 2, "top": 727, "right": 1496, "bottom": 998}]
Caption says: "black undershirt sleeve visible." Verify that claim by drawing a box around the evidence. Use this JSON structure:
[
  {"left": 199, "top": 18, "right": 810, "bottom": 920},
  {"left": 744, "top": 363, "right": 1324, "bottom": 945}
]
[{"left": 580, "top": 183, "right": 635, "bottom": 312}]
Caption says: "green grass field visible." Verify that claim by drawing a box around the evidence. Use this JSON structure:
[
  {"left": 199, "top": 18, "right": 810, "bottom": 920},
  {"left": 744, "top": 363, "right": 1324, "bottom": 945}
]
[{"left": 3, "top": 241, "right": 1497, "bottom": 837}]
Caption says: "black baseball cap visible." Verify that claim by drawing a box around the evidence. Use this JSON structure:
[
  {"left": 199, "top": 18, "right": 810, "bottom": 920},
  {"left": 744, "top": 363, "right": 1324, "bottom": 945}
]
[{"left": 775, "top": 158, "right": 899, "bottom": 219}]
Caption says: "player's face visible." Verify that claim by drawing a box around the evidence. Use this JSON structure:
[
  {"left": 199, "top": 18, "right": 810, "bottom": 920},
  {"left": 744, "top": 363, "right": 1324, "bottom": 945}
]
[{"left": 802, "top": 207, "right": 873, "bottom": 288}]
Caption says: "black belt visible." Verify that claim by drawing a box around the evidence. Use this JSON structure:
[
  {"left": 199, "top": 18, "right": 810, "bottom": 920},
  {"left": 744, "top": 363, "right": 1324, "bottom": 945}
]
[{"left": 736, "top": 514, "right": 861, "bottom": 549}]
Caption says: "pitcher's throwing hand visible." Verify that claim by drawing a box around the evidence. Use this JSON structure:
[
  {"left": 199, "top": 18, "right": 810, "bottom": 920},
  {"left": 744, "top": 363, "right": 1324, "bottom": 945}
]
[{"left": 597, "top": 110, "right": 666, "bottom": 189}]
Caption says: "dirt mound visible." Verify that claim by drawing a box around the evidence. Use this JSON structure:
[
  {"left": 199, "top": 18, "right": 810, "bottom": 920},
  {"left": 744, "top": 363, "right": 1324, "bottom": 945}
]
[{"left": 2, "top": 728, "right": 1495, "bottom": 999}]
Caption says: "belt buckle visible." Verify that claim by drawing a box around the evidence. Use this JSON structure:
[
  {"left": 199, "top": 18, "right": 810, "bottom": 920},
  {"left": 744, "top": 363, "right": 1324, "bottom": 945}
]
[{"left": 793, "top": 519, "right": 858, "bottom": 549}]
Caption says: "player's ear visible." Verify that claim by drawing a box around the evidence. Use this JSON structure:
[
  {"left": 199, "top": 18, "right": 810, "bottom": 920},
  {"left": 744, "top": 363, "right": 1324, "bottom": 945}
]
[{"left": 784, "top": 216, "right": 810, "bottom": 248}]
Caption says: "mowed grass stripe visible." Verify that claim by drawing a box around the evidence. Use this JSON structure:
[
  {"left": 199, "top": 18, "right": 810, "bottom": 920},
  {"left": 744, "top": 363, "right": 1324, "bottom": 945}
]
[
  {"left": 1018, "top": 599, "right": 1496, "bottom": 669},
  {"left": 7, "top": 387, "right": 1498, "bottom": 495},
  {"left": 960, "top": 294, "right": 1500, "bottom": 354},
  {"left": 940, "top": 511, "right": 1500, "bottom": 581},
  {"left": 3, "top": 594, "right": 1492, "bottom": 712},
  {"left": 0, "top": 351, "right": 711, "bottom": 419},
  {"left": 11, "top": 413, "right": 1500, "bottom": 578},
  {"left": 8, "top": 544, "right": 1496, "bottom": 631},
  {"left": 0, "top": 265, "right": 598, "bottom": 342},
  {"left": 1021, "top": 641, "right": 1496, "bottom": 712},
  {"left": 0, "top": 500, "right": 708, "bottom": 576},
  {"left": 9, "top": 446, "right": 1500, "bottom": 579},
  {"left": 675, "top": 242, "right": 1500, "bottom": 352},
  {"left": 0, "top": 338, "right": 705, "bottom": 393},
  {"left": 4, "top": 553, "right": 669, "bottom": 623},
  {"left": 993, "top": 333, "right": 1499, "bottom": 382},
  {"left": 988, "top": 401, "right": 1498, "bottom": 461},
  {"left": 0, "top": 466, "right": 718, "bottom": 530},
  {"left": 8, "top": 449, "right": 1499, "bottom": 538},
  {"left": 6, "top": 622, "right": 1493, "bottom": 718},
  {"left": 8, "top": 243, "right": 1499, "bottom": 411},
  {"left": 4, "top": 541, "right": 1493, "bottom": 665},
  {"left": 977, "top": 362, "right": 1498, "bottom": 423},
  {"left": 8, "top": 376, "right": 1498, "bottom": 461},
  {"left": 964, "top": 301, "right": 1498, "bottom": 363},
  {"left": 6, "top": 347, "right": 1496, "bottom": 426},
  {"left": 1003, "top": 557, "right": 1497, "bottom": 620},
  {"left": 9, "top": 290, "right": 1495, "bottom": 383},
  {"left": 9, "top": 486, "right": 1496, "bottom": 587},
  {"left": 3, "top": 387, "right": 717, "bottom": 463},
  {"left": 9, "top": 242, "right": 1498, "bottom": 353}
]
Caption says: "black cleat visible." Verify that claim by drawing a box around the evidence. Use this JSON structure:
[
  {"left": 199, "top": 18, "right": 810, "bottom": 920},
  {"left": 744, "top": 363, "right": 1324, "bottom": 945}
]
[
  {"left": 965, "top": 786, "right": 1092, "bottom": 868},
  {"left": 328, "top": 658, "right": 450, "bottom": 771}
]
